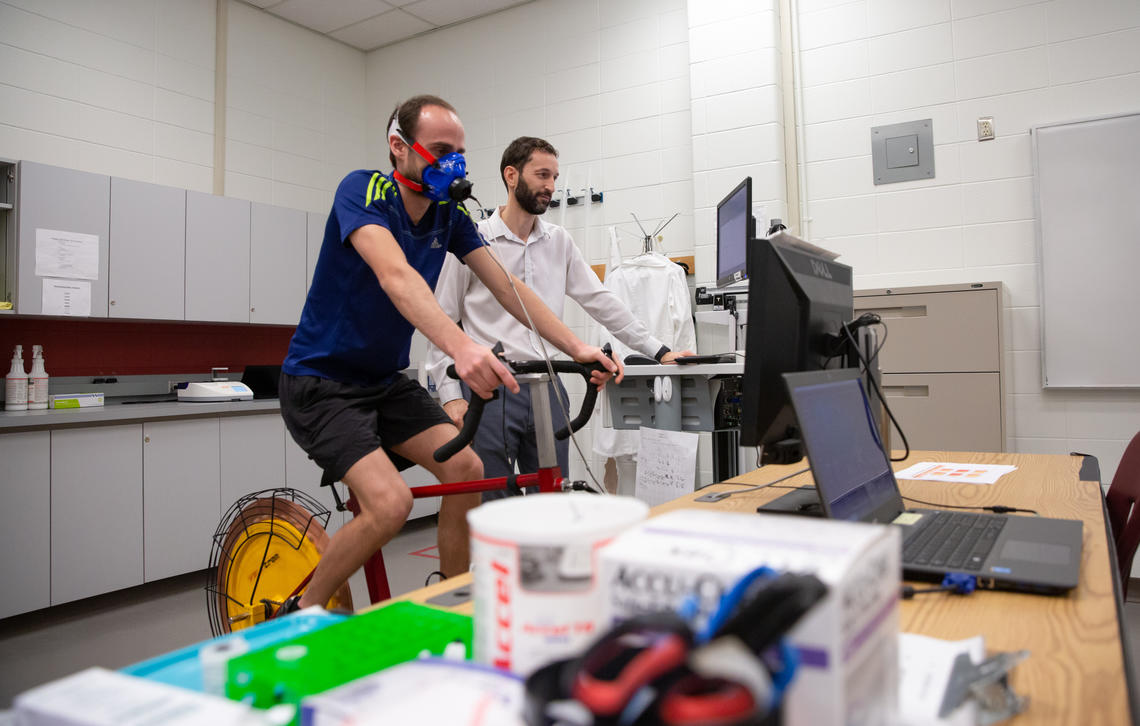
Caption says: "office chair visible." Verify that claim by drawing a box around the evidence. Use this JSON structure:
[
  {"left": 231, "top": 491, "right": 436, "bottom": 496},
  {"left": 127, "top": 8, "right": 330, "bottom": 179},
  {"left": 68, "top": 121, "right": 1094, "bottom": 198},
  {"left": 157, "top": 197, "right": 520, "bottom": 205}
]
[{"left": 1105, "top": 432, "right": 1140, "bottom": 598}]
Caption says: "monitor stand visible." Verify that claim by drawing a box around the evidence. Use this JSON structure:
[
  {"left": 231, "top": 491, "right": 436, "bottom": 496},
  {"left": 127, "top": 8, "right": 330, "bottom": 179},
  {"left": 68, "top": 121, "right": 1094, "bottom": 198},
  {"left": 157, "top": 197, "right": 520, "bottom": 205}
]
[{"left": 757, "top": 485, "right": 823, "bottom": 518}]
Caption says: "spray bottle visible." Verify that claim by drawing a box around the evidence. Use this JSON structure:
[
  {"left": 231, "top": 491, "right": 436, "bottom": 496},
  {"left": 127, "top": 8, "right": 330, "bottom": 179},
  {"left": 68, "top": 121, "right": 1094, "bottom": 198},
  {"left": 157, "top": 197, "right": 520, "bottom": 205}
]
[
  {"left": 6, "top": 345, "right": 28, "bottom": 411},
  {"left": 28, "top": 345, "right": 48, "bottom": 410}
]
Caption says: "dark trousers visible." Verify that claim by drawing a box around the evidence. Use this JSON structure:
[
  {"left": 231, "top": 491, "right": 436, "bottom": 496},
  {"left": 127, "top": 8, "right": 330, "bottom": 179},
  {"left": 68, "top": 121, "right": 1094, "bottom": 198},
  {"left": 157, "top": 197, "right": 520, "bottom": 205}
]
[{"left": 462, "top": 379, "right": 571, "bottom": 502}]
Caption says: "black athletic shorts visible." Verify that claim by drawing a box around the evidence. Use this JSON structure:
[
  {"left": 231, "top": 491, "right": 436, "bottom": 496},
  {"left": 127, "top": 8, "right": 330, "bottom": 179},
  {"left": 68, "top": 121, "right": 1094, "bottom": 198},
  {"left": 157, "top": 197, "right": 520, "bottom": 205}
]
[{"left": 279, "top": 372, "right": 452, "bottom": 481}]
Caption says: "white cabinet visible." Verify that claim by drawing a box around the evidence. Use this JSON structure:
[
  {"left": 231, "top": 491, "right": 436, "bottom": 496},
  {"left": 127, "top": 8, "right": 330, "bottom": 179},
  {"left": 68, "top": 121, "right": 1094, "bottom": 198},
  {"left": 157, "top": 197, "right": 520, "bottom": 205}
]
[
  {"left": 109, "top": 178, "right": 186, "bottom": 320},
  {"left": 186, "top": 191, "right": 250, "bottom": 323},
  {"left": 221, "top": 414, "right": 286, "bottom": 513},
  {"left": 284, "top": 433, "right": 346, "bottom": 534},
  {"left": 0, "top": 432, "right": 50, "bottom": 618},
  {"left": 16, "top": 161, "right": 110, "bottom": 316},
  {"left": 143, "top": 419, "right": 220, "bottom": 581},
  {"left": 51, "top": 425, "right": 143, "bottom": 605},
  {"left": 250, "top": 203, "right": 306, "bottom": 325},
  {"left": 306, "top": 211, "right": 327, "bottom": 291}
]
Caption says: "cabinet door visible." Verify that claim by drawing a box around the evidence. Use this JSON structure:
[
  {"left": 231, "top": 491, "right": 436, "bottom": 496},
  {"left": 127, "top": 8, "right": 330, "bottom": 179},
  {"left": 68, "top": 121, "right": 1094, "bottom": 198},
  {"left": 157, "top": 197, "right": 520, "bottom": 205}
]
[
  {"left": 51, "top": 425, "right": 143, "bottom": 604},
  {"left": 17, "top": 161, "right": 110, "bottom": 316},
  {"left": 250, "top": 202, "right": 306, "bottom": 325},
  {"left": 221, "top": 414, "right": 286, "bottom": 514},
  {"left": 143, "top": 419, "right": 220, "bottom": 581},
  {"left": 186, "top": 191, "right": 250, "bottom": 322},
  {"left": 284, "top": 433, "right": 346, "bottom": 535},
  {"left": 0, "top": 432, "right": 50, "bottom": 618},
  {"left": 306, "top": 211, "right": 327, "bottom": 291},
  {"left": 109, "top": 178, "right": 186, "bottom": 320}
]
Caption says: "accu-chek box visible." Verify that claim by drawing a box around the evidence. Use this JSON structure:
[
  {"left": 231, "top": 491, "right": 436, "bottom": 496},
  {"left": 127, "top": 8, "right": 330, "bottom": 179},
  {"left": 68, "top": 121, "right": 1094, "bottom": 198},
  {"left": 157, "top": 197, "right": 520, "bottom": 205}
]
[{"left": 598, "top": 508, "right": 900, "bottom": 726}]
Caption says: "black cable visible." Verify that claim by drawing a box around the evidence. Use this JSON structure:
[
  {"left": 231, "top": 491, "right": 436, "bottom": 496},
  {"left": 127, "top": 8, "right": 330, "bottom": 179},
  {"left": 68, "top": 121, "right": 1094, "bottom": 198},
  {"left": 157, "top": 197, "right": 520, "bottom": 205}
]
[
  {"left": 900, "top": 494, "right": 1038, "bottom": 515},
  {"left": 842, "top": 322, "right": 911, "bottom": 462}
]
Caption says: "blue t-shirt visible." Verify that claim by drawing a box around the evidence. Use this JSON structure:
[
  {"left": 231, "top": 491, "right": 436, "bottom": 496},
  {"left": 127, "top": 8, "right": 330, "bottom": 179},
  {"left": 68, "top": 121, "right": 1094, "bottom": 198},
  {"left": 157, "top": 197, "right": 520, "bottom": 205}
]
[{"left": 283, "top": 169, "right": 484, "bottom": 385}]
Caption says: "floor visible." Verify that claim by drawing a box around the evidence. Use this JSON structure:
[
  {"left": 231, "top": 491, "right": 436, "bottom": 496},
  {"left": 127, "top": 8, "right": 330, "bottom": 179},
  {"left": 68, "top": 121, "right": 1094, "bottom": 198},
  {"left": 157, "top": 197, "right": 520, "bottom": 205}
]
[
  {"left": 4, "top": 519, "right": 1140, "bottom": 711},
  {"left": 0, "top": 516, "right": 440, "bottom": 707}
]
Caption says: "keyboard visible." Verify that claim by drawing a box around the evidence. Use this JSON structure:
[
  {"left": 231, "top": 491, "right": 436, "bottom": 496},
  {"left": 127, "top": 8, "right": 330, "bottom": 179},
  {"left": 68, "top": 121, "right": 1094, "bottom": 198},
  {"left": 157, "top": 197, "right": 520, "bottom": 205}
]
[{"left": 902, "top": 511, "right": 1007, "bottom": 571}]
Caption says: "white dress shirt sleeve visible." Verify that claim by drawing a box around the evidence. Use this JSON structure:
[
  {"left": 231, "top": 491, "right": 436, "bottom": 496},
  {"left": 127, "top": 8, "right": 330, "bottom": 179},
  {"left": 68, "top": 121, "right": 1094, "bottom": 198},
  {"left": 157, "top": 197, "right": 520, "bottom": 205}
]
[
  {"left": 425, "top": 252, "right": 470, "bottom": 404},
  {"left": 564, "top": 241, "right": 665, "bottom": 358}
]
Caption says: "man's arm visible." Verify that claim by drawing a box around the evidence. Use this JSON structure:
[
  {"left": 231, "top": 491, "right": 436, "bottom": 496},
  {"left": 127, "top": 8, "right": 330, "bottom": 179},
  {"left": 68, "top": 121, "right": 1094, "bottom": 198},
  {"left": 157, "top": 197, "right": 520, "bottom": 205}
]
[
  {"left": 463, "top": 245, "right": 621, "bottom": 387},
  {"left": 352, "top": 224, "right": 518, "bottom": 399},
  {"left": 564, "top": 246, "right": 694, "bottom": 363}
]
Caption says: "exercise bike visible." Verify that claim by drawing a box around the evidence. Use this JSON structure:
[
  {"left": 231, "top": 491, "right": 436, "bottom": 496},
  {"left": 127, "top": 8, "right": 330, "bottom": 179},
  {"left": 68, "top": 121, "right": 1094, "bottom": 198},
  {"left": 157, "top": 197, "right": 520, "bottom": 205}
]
[{"left": 206, "top": 346, "right": 612, "bottom": 636}]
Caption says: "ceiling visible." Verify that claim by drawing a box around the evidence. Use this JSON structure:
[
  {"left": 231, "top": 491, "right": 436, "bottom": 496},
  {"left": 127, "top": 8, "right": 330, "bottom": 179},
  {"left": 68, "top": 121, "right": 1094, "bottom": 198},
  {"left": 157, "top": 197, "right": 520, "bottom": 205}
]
[{"left": 241, "top": 0, "right": 534, "bottom": 52}]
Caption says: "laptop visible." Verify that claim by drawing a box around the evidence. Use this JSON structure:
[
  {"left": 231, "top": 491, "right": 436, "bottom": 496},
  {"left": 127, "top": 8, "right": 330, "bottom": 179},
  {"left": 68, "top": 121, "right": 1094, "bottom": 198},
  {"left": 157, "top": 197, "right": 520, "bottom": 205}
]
[{"left": 776, "top": 368, "right": 1082, "bottom": 594}]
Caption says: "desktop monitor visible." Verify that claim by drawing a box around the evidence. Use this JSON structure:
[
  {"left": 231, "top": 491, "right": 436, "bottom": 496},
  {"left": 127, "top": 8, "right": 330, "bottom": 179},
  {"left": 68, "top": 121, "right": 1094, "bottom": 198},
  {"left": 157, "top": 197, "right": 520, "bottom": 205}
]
[
  {"left": 740, "top": 234, "right": 854, "bottom": 464},
  {"left": 715, "top": 177, "right": 755, "bottom": 288}
]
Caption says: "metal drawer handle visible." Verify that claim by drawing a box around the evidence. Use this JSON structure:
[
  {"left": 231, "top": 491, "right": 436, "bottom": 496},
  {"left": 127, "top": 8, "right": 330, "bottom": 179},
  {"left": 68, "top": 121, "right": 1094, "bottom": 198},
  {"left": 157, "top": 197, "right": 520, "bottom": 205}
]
[
  {"left": 862, "top": 305, "right": 927, "bottom": 319},
  {"left": 882, "top": 385, "right": 930, "bottom": 398}
]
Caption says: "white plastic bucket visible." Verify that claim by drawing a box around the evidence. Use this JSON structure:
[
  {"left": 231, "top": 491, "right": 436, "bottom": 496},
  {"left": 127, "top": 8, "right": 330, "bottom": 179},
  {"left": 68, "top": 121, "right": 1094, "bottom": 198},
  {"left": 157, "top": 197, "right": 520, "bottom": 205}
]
[{"left": 467, "top": 493, "right": 649, "bottom": 675}]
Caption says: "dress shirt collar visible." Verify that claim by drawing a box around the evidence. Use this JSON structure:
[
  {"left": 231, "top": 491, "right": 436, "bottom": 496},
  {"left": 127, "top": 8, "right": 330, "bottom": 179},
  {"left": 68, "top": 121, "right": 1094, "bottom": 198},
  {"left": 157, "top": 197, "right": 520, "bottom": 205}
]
[{"left": 485, "top": 207, "right": 553, "bottom": 246}]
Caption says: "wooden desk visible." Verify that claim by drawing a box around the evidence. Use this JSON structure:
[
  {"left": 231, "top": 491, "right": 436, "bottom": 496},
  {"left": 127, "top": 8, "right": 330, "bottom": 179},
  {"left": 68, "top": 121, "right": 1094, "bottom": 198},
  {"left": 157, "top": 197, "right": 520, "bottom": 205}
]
[{"left": 398, "top": 450, "right": 1133, "bottom": 725}]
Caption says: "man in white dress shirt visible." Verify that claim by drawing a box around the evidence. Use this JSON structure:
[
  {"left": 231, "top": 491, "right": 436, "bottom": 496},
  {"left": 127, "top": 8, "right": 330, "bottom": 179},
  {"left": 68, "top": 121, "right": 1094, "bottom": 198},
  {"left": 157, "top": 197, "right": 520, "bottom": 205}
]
[{"left": 426, "top": 137, "right": 692, "bottom": 500}]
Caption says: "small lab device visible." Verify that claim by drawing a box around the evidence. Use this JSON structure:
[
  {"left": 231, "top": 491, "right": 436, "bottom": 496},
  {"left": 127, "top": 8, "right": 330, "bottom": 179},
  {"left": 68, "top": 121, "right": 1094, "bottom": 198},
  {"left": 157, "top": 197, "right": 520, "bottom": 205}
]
[{"left": 176, "top": 381, "right": 253, "bottom": 402}]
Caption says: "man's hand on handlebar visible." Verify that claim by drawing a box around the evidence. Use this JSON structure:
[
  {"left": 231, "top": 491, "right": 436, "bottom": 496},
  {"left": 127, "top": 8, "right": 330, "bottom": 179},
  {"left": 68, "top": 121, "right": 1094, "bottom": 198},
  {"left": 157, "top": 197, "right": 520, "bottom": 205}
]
[
  {"left": 454, "top": 341, "right": 518, "bottom": 399},
  {"left": 442, "top": 398, "right": 468, "bottom": 430},
  {"left": 573, "top": 343, "right": 623, "bottom": 390}
]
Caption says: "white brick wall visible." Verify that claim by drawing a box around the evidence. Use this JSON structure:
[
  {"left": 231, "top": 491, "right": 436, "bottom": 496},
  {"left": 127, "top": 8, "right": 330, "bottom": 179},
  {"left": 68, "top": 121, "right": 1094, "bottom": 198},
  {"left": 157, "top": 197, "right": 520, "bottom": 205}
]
[
  {"left": 0, "top": 0, "right": 365, "bottom": 208},
  {"left": 0, "top": 0, "right": 217, "bottom": 190},
  {"left": 225, "top": 1, "right": 366, "bottom": 212}
]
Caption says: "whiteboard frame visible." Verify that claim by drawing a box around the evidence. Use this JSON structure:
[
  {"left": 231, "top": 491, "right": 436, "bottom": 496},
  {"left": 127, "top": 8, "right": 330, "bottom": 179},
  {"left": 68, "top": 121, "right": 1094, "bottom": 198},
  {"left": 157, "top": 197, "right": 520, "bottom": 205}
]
[{"left": 1031, "top": 110, "right": 1140, "bottom": 389}]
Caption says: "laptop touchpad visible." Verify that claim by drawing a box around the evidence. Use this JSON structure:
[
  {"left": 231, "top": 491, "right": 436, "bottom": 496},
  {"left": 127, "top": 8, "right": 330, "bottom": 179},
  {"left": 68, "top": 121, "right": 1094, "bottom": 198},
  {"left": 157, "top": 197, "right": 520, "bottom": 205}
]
[{"left": 1000, "top": 540, "right": 1072, "bottom": 565}]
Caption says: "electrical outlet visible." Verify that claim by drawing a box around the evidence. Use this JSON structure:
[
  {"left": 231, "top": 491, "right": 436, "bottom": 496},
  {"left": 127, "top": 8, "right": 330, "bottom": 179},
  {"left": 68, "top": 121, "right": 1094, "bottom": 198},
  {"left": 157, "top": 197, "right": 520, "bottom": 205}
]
[{"left": 977, "top": 116, "right": 995, "bottom": 141}]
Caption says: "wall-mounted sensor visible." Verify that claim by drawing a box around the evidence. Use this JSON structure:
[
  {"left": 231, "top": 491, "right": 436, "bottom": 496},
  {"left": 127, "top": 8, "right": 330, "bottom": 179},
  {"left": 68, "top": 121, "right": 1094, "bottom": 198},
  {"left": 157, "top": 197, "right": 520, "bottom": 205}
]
[{"left": 590, "top": 188, "right": 603, "bottom": 203}]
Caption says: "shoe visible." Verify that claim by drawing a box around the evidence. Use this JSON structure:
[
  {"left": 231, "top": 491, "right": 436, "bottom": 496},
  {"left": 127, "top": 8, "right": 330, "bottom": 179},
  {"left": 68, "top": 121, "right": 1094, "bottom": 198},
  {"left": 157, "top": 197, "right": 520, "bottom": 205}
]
[{"left": 425, "top": 571, "right": 448, "bottom": 587}]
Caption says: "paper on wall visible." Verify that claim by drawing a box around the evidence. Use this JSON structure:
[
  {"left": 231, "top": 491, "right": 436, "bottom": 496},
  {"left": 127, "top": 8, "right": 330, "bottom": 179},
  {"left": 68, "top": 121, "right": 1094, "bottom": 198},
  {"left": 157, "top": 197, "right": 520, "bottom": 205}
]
[
  {"left": 36, "top": 228, "right": 99, "bottom": 280},
  {"left": 635, "top": 427, "right": 698, "bottom": 507},
  {"left": 895, "top": 462, "right": 1017, "bottom": 486},
  {"left": 42, "top": 278, "right": 91, "bottom": 316}
]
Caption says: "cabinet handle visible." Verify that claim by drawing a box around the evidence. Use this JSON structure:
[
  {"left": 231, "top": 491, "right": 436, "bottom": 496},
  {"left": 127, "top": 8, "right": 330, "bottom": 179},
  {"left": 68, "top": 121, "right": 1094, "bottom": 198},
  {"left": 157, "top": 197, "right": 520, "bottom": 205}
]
[
  {"left": 882, "top": 385, "right": 930, "bottom": 398},
  {"left": 110, "top": 300, "right": 116, "bottom": 305},
  {"left": 250, "top": 307, "right": 255, "bottom": 312},
  {"left": 144, "top": 436, "right": 150, "bottom": 443},
  {"left": 862, "top": 304, "right": 926, "bottom": 319}
]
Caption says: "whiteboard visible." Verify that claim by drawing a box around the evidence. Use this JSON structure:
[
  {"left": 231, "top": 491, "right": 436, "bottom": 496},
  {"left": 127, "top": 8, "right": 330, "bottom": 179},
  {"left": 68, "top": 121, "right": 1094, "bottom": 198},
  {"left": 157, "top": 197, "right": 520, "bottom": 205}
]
[{"left": 1033, "top": 112, "right": 1140, "bottom": 388}]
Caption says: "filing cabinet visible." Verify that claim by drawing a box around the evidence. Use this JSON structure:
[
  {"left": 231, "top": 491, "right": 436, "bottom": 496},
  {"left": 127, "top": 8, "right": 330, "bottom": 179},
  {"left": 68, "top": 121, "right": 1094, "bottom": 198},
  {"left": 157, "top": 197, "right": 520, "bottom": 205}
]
[{"left": 853, "top": 282, "right": 1005, "bottom": 453}]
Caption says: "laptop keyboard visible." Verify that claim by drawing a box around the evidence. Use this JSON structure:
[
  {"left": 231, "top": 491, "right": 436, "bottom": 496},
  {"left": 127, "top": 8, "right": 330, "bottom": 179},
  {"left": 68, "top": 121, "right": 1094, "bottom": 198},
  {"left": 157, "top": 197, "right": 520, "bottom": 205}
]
[{"left": 902, "top": 511, "right": 1007, "bottom": 571}]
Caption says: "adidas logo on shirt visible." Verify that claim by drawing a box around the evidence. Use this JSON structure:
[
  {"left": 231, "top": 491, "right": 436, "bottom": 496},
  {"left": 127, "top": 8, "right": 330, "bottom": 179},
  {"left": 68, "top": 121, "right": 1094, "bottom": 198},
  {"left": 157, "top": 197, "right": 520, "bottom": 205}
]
[{"left": 431, "top": 238, "right": 442, "bottom": 249}]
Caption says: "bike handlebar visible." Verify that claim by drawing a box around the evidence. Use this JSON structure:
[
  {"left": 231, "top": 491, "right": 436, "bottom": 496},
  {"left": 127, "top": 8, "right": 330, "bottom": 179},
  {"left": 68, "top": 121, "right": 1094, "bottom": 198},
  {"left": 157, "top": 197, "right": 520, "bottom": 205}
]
[{"left": 432, "top": 344, "right": 614, "bottom": 463}]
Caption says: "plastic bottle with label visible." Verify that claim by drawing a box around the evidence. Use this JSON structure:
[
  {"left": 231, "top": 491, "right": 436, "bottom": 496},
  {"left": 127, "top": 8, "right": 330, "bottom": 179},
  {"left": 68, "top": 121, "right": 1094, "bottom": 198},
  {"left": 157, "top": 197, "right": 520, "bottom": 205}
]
[
  {"left": 28, "top": 345, "right": 48, "bottom": 410},
  {"left": 6, "top": 345, "right": 28, "bottom": 411}
]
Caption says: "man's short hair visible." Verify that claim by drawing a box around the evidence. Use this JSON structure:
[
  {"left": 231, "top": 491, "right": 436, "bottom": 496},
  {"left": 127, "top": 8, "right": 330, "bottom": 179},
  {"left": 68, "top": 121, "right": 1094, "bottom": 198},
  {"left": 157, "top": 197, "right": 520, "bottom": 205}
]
[
  {"left": 387, "top": 94, "right": 457, "bottom": 168},
  {"left": 500, "top": 137, "right": 559, "bottom": 190}
]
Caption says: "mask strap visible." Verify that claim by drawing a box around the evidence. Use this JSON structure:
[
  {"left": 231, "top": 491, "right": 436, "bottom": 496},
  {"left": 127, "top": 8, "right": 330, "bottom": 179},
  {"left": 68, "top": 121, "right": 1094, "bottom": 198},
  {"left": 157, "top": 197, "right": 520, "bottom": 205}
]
[{"left": 392, "top": 170, "right": 422, "bottom": 192}]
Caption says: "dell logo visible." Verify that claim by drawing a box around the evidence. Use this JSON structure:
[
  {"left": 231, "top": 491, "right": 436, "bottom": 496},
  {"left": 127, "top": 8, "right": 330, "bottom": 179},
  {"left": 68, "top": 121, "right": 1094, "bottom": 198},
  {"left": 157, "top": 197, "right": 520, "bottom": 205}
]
[{"left": 810, "top": 259, "right": 833, "bottom": 279}]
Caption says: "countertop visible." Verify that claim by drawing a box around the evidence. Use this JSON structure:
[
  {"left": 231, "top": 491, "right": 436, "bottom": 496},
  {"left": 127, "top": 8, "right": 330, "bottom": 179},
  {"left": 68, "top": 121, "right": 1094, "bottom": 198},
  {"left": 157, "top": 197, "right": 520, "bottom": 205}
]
[{"left": 0, "top": 398, "right": 282, "bottom": 432}]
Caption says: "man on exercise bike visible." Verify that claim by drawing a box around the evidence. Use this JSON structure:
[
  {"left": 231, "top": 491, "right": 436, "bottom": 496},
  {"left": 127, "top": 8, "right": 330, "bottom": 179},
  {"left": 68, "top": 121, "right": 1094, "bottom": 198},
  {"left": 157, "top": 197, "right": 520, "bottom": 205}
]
[{"left": 279, "top": 95, "right": 619, "bottom": 614}]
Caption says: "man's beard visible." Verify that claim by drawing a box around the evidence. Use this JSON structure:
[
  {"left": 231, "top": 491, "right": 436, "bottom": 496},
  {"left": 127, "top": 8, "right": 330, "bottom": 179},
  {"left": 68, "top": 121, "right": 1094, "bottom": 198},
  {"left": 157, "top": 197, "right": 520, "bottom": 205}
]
[{"left": 515, "top": 176, "right": 550, "bottom": 215}]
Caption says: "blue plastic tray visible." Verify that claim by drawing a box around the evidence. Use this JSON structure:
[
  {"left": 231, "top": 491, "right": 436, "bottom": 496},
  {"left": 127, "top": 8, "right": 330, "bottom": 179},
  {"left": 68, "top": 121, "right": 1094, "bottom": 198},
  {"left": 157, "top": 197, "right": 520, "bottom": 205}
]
[{"left": 121, "top": 610, "right": 347, "bottom": 692}]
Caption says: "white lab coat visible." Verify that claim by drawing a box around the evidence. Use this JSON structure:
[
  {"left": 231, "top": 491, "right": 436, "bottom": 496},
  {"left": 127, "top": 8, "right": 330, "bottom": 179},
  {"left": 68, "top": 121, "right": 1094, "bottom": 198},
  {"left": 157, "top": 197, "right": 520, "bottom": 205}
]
[{"left": 593, "top": 240, "right": 696, "bottom": 459}]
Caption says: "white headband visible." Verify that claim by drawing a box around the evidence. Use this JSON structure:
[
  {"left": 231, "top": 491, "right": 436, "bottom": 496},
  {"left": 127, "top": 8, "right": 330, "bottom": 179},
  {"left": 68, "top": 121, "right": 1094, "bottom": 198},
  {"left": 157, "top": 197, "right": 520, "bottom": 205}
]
[{"left": 387, "top": 115, "right": 408, "bottom": 143}]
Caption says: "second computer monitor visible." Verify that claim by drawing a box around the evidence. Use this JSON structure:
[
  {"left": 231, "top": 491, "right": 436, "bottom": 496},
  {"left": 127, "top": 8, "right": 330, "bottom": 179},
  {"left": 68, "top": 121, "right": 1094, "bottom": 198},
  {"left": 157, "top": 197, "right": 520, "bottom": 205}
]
[{"left": 715, "top": 177, "right": 754, "bottom": 288}]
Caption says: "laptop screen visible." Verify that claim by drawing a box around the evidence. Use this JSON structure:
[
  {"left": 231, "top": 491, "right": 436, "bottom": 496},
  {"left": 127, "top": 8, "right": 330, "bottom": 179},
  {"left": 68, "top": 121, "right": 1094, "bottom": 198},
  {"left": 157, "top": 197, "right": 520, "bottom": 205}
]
[{"left": 786, "top": 372, "right": 904, "bottom": 523}]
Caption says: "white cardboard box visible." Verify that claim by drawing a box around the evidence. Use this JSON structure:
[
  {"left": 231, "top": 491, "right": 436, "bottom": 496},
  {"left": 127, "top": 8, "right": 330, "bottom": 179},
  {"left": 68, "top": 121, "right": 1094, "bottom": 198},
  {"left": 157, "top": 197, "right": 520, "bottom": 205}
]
[
  {"left": 13, "top": 668, "right": 254, "bottom": 726},
  {"left": 599, "top": 509, "right": 900, "bottom": 726}
]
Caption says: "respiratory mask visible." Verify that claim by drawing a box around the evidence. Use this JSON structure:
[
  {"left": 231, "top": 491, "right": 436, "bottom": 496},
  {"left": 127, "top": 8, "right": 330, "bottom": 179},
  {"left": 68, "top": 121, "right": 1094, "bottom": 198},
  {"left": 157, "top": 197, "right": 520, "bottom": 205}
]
[{"left": 388, "top": 117, "right": 473, "bottom": 203}]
